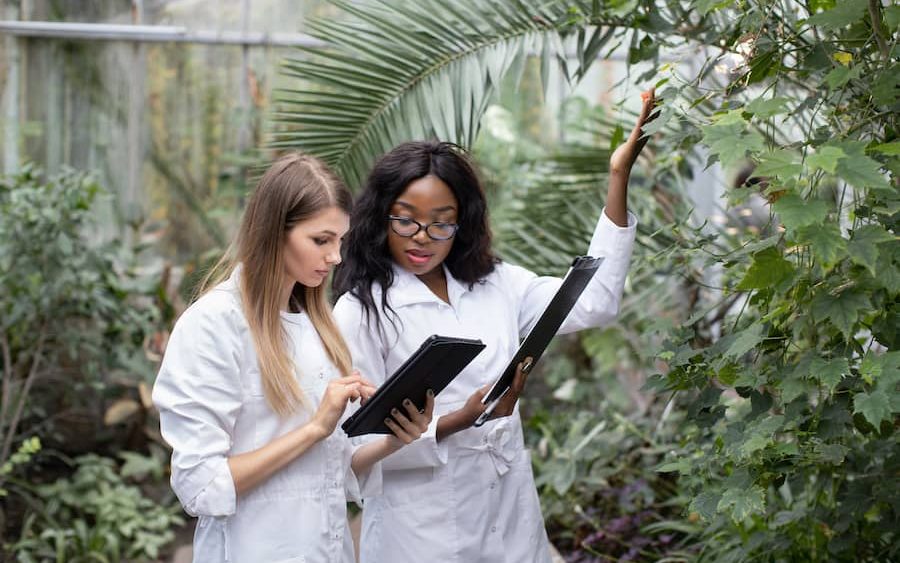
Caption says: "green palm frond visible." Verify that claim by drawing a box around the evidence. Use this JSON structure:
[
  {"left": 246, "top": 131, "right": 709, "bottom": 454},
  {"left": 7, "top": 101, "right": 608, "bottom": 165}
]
[{"left": 275, "top": 0, "right": 629, "bottom": 188}]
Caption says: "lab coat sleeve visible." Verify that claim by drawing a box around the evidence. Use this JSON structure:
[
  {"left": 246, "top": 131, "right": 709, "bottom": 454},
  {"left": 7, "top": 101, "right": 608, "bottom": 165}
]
[
  {"left": 334, "top": 295, "right": 448, "bottom": 472},
  {"left": 513, "top": 208, "right": 637, "bottom": 337},
  {"left": 152, "top": 297, "right": 243, "bottom": 517}
]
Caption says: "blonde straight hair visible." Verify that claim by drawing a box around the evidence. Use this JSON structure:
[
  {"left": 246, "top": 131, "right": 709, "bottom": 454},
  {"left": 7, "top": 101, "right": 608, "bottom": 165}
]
[{"left": 199, "top": 153, "right": 353, "bottom": 416}]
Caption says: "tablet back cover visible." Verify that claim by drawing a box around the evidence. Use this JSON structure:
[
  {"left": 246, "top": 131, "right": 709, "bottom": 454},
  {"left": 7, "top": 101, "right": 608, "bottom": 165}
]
[{"left": 342, "top": 335, "right": 485, "bottom": 437}]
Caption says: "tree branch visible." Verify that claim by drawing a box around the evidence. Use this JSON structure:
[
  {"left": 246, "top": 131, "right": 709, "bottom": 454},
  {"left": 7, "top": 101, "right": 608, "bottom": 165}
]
[
  {"left": 0, "top": 332, "right": 13, "bottom": 441},
  {"left": 0, "top": 327, "right": 47, "bottom": 464},
  {"left": 868, "top": 0, "right": 890, "bottom": 60}
]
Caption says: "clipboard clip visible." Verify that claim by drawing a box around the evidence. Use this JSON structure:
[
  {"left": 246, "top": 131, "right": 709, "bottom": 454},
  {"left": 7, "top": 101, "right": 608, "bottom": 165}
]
[{"left": 473, "top": 358, "right": 533, "bottom": 428}]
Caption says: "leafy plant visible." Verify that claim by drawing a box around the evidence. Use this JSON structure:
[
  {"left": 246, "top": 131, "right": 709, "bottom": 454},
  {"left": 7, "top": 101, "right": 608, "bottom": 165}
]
[
  {"left": 276, "top": 0, "right": 651, "bottom": 188},
  {"left": 9, "top": 453, "right": 183, "bottom": 562},
  {"left": 0, "top": 165, "right": 165, "bottom": 546}
]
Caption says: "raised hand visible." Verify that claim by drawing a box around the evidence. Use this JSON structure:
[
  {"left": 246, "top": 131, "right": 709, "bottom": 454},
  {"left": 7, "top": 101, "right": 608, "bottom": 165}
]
[
  {"left": 605, "top": 88, "right": 658, "bottom": 227},
  {"left": 610, "top": 88, "right": 657, "bottom": 175}
]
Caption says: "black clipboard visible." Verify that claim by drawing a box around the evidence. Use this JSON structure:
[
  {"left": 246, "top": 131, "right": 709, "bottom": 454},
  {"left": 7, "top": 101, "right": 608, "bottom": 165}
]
[
  {"left": 342, "top": 334, "right": 486, "bottom": 437},
  {"left": 474, "top": 255, "right": 604, "bottom": 427}
]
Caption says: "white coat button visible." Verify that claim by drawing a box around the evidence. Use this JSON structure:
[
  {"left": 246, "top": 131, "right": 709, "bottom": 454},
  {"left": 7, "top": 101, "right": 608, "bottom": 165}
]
[
  {"left": 491, "top": 526, "right": 497, "bottom": 533},
  {"left": 490, "top": 482, "right": 496, "bottom": 489}
]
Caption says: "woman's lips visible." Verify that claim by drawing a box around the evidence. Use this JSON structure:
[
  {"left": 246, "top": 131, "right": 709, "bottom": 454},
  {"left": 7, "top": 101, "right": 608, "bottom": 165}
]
[{"left": 405, "top": 249, "right": 432, "bottom": 265}]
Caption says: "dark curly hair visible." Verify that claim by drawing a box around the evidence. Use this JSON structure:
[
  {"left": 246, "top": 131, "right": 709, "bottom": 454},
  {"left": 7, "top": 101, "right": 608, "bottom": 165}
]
[{"left": 333, "top": 140, "right": 498, "bottom": 328}]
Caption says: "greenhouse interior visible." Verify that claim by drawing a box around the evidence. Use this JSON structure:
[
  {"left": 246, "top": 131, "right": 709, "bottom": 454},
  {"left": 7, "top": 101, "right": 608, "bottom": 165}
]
[{"left": 1, "top": 0, "right": 897, "bottom": 561}]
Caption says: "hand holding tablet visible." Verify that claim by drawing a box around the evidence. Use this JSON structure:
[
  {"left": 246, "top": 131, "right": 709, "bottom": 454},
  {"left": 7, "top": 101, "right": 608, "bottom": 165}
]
[{"left": 474, "top": 256, "right": 603, "bottom": 427}]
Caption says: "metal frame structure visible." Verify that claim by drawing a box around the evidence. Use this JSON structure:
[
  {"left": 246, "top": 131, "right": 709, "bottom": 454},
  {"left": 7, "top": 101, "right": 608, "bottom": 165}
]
[{"left": 0, "top": 20, "right": 325, "bottom": 47}]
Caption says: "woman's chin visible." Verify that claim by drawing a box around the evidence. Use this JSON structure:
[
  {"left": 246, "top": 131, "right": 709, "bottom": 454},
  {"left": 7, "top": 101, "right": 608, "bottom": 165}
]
[{"left": 299, "top": 275, "right": 326, "bottom": 288}]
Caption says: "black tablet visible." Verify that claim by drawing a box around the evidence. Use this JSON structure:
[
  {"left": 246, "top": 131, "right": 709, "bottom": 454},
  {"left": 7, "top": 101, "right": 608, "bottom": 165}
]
[
  {"left": 342, "top": 334, "right": 486, "bottom": 437},
  {"left": 474, "top": 256, "right": 604, "bottom": 426}
]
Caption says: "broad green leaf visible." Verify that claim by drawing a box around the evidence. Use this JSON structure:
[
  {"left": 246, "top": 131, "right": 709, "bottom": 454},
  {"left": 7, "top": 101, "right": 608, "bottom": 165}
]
[
  {"left": 797, "top": 223, "right": 847, "bottom": 267},
  {"left": 872, "top": 70, "right": 900, "bottom": 106},
  {"left": 780, "top": 375, "right": 810, "bottom": 402},
  {"left": 824, "top": 65, "right": 862, "bottom": 89},
  {"left": 690, "top": 490, "right": 721, "bottom": 521},
  {"left": 773, "top": 193, "right": 829, "bottom": 230},
  {"left": 656, "top": 458, "right": 691, "bottom": 474},
  {"left": 860, "top": 354, "right": 882, "bottom": 385},
  {"left": 745, "top": 96, "right": 790, "bottom": 118},
  {"left": 725, "top": 323, "right": 765, "bottom": 358},
  {"left": 868, "top": 351, "right": 900, "bottom": 388},
  {"left": 737, "top": 247, "right": 795, "bottom": 290},
  {"left": 811, "top": 289, "right": 871, "bottom": 338},
  {"left": 853, "top": 390, "right": 892, "bottom": 427},
  {"left": 807, "top": 0, "right": 867, "bottom": 30},
  {"left": 755, "top": 149, "right": 802, "bottom": 178},
  {"left": 871, "top": 142, "right": 900, "bottom": 156},
  {"left": 717, "top": 485, "right": 766, "bottom": 523},
  {"left": 835, "top": 151, "right": 892, "bottom": 192},
  {"left": 847, "top": 225, "right": 895, "bottom": 274},
  {"left": 702, "top": 119, "right": 766, "bottom": 170},
  {"left": 809, "top": 0, "right": 835, "bottom": 11},
  {"left": 693, "top": 0, "right": 733, "bottom": 15},
  {"left": 741, "top": 415, "right": 784, "bottom": 456},
  {"left": 815, "top": 443, "right": 849, "bottom": 464},
  {"left": 814, "top": 357, "right": 850, "bottom": 392},
  {"left": 886, "top": 5, "right": 900, "bottom": 30},
  {"left": 807, "top": 146, "right": 846, "bottom": 173}
]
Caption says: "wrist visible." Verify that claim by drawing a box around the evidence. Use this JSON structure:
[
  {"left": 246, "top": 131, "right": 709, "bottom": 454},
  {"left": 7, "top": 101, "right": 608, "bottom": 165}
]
[
  {"left": 437, "top": 409, "right": 475, "bottom": 441},
  {"left": 306, "top": 419, "right": 330, "bottom": 443},
  {"left": 381, "top": 435, "right": 404, "bottom": 455}
]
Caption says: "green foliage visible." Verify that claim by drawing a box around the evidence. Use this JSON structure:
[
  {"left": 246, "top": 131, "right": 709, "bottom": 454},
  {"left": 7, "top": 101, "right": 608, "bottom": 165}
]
[
  {"left": 277, "top": 0, "right": 655, "bottom": 188},
  {"left": 0, "top": 165, "right": 158, "bottom": 465},
  {"left": 9, "top": 454, "right": 184, "bottom": 562},
  {"left": 0, "top": 166, "right": 165, "bottom": 549},
  {"left": 0, "top": 438, "right": 41, "bottom": 498},
  {"left": 275, "top": 0, "right": 899, "bottom": 560}
]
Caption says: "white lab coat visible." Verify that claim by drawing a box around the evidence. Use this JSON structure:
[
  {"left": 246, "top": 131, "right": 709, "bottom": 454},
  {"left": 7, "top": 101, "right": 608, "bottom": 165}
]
[
  {"left": 334, "top": 209, "right": 637, "bottom": 563},
  {"left": 153, "top": 272, "right": 380, "bottom": 563}
]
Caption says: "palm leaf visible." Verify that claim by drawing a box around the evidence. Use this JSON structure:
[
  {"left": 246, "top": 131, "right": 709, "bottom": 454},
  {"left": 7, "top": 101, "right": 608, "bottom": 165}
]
[{"left": 275, "top": 0, "right": 631, "bottom": 188}]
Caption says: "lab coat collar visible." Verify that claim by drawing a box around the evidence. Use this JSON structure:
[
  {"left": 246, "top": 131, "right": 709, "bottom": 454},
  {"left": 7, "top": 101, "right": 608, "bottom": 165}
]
[{"left": 387, "top": 263, "right": 468, "bottom": 309}]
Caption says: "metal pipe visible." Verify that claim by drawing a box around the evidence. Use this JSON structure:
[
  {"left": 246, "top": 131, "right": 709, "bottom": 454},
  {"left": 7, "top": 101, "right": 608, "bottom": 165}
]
[{"left": 0, "top": 20, "right": 325, "bottom": 48}]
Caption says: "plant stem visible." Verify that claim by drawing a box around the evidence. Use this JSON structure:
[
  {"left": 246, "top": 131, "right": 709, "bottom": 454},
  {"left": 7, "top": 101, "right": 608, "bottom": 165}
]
[
  {"left": 0, "top": 327, "right": 47, "bottom": 464},
  {"left": 0, "top": 333, "right": 12, "bottom": 436},
  {"left": 868, "top": 0, "right": 891, "bottom": 60}
]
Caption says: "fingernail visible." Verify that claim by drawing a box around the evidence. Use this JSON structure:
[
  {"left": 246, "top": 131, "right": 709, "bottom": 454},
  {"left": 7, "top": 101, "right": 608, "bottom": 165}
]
[
  {"left": 391, "top": 408, "right": 399, "bottom": 415},
  {"left": 427, "top": 389, "right": 434, "bottom": 397},
  {"left": 384, "top": 418, "right": 391, "bottom": 424},
  {"left": 403, "top": 399, "right": 412, "bottom": 406}
]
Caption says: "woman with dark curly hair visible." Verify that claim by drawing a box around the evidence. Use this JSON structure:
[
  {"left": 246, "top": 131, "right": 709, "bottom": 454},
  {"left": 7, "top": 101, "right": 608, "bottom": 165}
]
[{"left": 333, "top": 91, "right": 656, "bottom": 562}]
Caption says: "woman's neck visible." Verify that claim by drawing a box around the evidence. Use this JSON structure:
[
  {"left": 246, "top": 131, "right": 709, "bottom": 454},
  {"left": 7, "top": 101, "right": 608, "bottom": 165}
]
[
  {"left": 281, "top": 277, "right": 296, "bottom": 312},
  {"left": 417, "top": 265, "right": 449, "bottom": 304}
]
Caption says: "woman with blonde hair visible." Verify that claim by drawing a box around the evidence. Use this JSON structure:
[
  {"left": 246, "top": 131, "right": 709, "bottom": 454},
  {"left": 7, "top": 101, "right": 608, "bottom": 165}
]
[{"left": 153, "top": 152, "right": 433, "bottom": 562}]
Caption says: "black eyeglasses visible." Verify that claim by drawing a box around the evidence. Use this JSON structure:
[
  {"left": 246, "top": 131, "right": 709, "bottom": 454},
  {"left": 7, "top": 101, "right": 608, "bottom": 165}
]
[{"left": 388, "top": 215, "right": 459, "bottom": 241}]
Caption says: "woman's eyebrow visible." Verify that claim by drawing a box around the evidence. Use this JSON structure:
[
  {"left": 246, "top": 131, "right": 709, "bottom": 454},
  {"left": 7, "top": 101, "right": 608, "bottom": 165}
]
[
  {"left": 392, "top": 201, "right": 457, "bottom": 214},
  {"left": 392, "top": 201, "right": 417, "bottom": 211}
]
